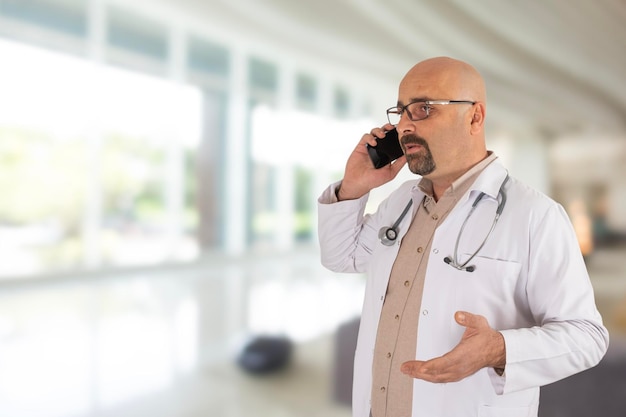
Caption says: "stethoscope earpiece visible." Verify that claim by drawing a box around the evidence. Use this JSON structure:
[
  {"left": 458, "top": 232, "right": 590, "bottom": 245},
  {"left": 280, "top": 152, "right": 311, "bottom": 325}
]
[{"left": 444, "top": 256, "right": 476, "bottom": 272}]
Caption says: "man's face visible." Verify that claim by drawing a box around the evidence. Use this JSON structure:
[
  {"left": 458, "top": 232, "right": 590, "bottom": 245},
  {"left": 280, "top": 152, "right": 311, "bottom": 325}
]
[
  {"left": 395, "top": 98, "right": 466, "bottom": 180},
  {"left": 395, "top": 74, "right": 470, "bottom": 180}
]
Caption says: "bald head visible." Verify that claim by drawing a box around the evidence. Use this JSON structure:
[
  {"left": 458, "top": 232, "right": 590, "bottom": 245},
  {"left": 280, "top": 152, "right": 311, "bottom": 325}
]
[
  {"left": 399, "top": 57, "right": 486, "bottom": 105},
  {"left": 395, "top": 57, "right": 489, "bottom": 195}
]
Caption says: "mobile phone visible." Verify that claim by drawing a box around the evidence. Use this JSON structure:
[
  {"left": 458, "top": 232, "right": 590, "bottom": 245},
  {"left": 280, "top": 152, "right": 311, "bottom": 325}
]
[{"left": 366, "top": 128, "right": 404, "bottom": 169}]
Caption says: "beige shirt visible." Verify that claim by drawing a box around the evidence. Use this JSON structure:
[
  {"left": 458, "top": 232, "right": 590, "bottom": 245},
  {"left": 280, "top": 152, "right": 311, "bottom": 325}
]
[{"left": 370, "top": 153, "right": 497, "bottom": 417}]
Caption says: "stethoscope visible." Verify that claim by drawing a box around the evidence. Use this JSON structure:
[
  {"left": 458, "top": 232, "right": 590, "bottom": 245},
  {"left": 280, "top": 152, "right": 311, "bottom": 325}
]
[{"left": 378, "top": 174, "right": 510, "bottom": 273}]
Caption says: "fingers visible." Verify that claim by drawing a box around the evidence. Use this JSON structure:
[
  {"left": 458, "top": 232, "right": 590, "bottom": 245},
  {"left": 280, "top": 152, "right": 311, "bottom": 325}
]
[
  {"left": 370, "top": 126, "right": 388, "bottom": 138},
  {"left": 400, "top": 312, "right": 503, "bottom": 383},
  {"left": 400, "top": 360, "right": 425, "bottom": 378},
  {"left": 372, "top": 124, "right": 397, "bottom": 138},
  {"left": 381, "top": 122, "right": 396, "bottom": 133},
  {"left": 360, "top": 125, "right": 391, "bottom": 148},
  {"left": 455, "top": 311, "right": 488, "bottom": 329},
  {"left": 340, "top": 125, "right": 405, "bottom": 199},
  {"left": 401, "top": 357, "right": 463, "bottom": 383},
  {"left": 388, "top": 155, "right": 407, "bottom": 175}
]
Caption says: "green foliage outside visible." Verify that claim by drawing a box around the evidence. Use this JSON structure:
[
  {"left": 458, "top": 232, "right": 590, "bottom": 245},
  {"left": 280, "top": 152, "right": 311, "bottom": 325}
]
[{"left": 0, "top": 125, "right": 171, "bottom": 271}]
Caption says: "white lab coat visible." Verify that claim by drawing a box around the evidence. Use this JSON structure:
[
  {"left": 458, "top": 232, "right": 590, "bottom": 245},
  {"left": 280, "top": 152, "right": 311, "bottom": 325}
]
[{"left": 318, "top": 161, "right": 608, "bottom": 417}]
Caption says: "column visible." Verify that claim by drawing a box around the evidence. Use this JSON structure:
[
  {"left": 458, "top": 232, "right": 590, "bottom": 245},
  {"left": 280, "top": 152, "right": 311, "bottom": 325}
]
[
  {"left": 223, "top": 48, "right": 248, "bottom": 254},
  {"left": 163, "top": 25, "right": 187, "bottom": 256},
  {"left": 274, "top": 64, "right": 296, "bottom": 249}
]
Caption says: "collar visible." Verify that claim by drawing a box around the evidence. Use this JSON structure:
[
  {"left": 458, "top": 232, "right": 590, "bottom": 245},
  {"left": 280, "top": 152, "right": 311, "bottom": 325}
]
[
  {"left": 465, "top": 159, "right": 510, "bottom": 202},
  {"left": 414, "top": 151, "right": 498, "bottom": 199}
]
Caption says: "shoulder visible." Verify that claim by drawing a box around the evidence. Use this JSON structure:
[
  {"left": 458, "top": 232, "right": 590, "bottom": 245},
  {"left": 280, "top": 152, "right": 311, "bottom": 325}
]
[
  {"left": 479, "top": 161, "right": 567, "bottom": 224},
  {"left": 506, "top": 176, "right": 561, "bottom": 212},
  {"left": 502, "top": 176, "right": 574, "bottom": 236},
  {"left": 482, "top": 161, "right": 561, "bottom": 212}
]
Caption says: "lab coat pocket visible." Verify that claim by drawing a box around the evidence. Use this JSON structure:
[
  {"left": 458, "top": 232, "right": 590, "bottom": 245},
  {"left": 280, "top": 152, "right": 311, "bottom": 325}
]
[{"left": 452, "top": 256, "right": 522, "bottom": 327}]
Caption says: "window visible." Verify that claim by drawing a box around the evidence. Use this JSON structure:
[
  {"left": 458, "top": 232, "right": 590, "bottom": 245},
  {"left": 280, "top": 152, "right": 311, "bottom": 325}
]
[
  {"left": 0, "top": 0, "right": 87, "bottom": 36},
  {"left": 0, "top": 39, "right": 202, "bottom": 278},
  {"left": 107, "top": 7, "right": 168, "bottom": 60},
  {"left": 296, "top": 73, "right": 317, "bottom": 111}
]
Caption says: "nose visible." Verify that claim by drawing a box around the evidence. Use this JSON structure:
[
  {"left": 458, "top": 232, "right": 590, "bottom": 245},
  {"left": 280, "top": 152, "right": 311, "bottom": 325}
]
[{"left": 395, "top": 112, "right": 415, "bottom": 135}]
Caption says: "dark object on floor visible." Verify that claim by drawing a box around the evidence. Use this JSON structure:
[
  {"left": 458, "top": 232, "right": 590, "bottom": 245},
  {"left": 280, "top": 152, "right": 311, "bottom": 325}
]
[{"left": 237, "top": 335, "right": 293, "bottom": 374}]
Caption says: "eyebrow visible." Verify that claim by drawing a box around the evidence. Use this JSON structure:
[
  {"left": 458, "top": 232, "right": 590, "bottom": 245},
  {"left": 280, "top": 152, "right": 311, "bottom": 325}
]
[{"left": 397, "top": 96, "right": 432, "bottom": 107}]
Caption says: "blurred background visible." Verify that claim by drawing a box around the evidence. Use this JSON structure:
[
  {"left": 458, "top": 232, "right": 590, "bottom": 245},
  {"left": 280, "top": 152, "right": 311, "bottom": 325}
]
[{"left": 0, "top": 0, "right": 625, "bottom": 416}]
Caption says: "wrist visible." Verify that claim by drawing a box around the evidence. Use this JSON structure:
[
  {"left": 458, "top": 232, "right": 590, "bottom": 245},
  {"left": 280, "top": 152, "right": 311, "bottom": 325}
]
[
  {"left": 492, "top": 331, "right": 506, "bottom": 369},
  {"left": 336, "top": 181, "right": 366, "bottom": 201}
]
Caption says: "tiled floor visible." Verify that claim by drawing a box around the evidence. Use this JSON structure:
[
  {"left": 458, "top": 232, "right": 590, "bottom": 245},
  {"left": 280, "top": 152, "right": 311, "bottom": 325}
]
[{"left": 0, "top": 245, "right": 624, "bottom": 417}]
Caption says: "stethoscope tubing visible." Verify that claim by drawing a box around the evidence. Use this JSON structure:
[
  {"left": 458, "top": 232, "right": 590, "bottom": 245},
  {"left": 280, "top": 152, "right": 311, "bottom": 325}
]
[
  {"left": 451, "top": 175, "right": 509, "bottom": 270},
  {"left": 378, "top": 173, "right": 510, "bottom": 272}
]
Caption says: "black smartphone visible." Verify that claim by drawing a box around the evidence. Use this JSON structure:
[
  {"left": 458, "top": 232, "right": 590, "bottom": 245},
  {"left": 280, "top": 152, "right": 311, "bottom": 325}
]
[{"left": 366, "top": 128, "right": 404, "bottom": 169}]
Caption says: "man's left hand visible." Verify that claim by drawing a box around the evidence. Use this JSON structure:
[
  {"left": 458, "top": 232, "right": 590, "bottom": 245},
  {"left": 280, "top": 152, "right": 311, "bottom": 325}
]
[{"left": 400, "top": 311, "right": 506, "bottom": 383}]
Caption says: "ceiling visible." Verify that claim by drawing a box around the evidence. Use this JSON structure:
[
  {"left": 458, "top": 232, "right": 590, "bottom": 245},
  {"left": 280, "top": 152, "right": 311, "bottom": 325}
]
[{"left": 160, "top": 0, "right": 626, "bottom": 138}]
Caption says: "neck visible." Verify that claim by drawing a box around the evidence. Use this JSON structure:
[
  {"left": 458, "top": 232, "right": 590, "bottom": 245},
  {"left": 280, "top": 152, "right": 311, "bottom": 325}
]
[
  {"left": 431, "top": 181, "right": 452, "bottom": 202},
  {"left": 429, "top": 151, "right": 490, "bottom": 201}
]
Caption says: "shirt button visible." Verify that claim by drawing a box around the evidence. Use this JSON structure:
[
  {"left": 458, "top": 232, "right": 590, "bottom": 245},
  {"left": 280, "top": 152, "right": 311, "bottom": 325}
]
[
  {"left": 387, "top": 352, "right": 392, "bottom": 358},
  {"left": 431, "top": 214, "right": 439, "bottom": 220},
  {"left": 417, "top": 246, "right": 423, "bottom": 253},
  {"left": 404, "top": 280, "right": 410, "bottom": 287},
  {"left": 422, "top": 310, "right": 429, "bottom": 316},
  {"left": 395, "top": 314, "right": 400, "bottom": 320},
  {"left": 433, "top": 248, "right": 439, "bottom": 254},
  {"left": 381, "top": 386, "right": 386, "bottom": 392}
]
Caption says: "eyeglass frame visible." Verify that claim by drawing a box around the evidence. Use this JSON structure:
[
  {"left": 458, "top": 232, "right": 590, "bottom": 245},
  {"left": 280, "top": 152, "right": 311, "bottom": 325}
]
[{"left": 386, "top": 99, "right": 476, "bottom": 125}]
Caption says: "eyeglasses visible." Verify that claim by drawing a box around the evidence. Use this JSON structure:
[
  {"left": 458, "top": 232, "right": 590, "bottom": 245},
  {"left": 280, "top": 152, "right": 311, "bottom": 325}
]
[{"left": 386, "top": 100, "right": 476, "bottom": 125}]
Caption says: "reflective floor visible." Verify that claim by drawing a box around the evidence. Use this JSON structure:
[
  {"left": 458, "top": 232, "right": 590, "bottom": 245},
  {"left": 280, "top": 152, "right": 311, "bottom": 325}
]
[
  {"left": 0, "top": 248, "right": 361, "bottom": 417},
  {"left": 0, "top": 246, "right": 625, "bottom": 417}
]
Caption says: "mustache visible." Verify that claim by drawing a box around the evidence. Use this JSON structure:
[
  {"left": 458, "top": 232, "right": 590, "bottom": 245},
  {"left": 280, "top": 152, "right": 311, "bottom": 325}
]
[{"left": 400, "top": 134, "right": 429, "bottom": 148}]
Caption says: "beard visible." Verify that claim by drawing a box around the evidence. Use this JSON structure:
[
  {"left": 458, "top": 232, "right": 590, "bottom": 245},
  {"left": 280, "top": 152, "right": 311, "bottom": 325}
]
[{"left": 401, "top": 134, "right": 436, "bottom": 175}]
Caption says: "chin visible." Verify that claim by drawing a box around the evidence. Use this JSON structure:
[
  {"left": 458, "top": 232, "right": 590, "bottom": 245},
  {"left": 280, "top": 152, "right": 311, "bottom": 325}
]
[{"left": 408, "top": 159, "right": 435, "bottom": 176}]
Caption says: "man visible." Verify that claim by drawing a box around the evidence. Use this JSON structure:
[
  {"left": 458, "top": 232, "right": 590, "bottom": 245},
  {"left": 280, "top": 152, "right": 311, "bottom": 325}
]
[{"left": 317, "top": 57, "right": 608, "bottom": 417}]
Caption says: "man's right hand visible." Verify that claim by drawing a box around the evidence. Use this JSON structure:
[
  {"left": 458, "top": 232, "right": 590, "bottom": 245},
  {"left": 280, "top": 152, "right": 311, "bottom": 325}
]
[{"left": 337, "top": 124, "right": 406, "bottom": 201}]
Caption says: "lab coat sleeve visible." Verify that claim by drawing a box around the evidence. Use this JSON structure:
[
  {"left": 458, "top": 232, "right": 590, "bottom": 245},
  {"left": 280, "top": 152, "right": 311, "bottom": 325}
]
[
  {"left": 495, "top": 202, "right": 609, "bottom": 394},
  {"left": 317, "top": 181, "right": 380, "bottom": 273}
]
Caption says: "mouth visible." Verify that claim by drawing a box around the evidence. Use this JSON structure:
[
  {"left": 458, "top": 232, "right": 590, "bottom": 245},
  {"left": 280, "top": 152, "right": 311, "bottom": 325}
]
[{"left": 402, "top": 142, "right": 423, "bottom": 154}]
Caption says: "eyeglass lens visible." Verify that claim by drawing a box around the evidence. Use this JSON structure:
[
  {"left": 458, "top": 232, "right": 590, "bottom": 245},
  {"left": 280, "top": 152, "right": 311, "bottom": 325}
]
[{"left": 387, "top": 102, "right": 428, "bottom": 125}]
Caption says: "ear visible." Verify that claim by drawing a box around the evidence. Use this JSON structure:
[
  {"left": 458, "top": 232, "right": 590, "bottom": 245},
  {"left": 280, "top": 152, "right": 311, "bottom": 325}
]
[{"left": 469, "top": 102, "right": 486, "bottom": 134}]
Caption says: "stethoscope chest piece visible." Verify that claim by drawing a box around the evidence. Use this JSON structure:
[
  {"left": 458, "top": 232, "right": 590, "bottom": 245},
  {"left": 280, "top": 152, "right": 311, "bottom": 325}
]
[
  {"left": 378, "top": 226, "right": 398, "bottom": 246},
  {"left": 378, "top": 199, "right": 413, "bottom": 247}
]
